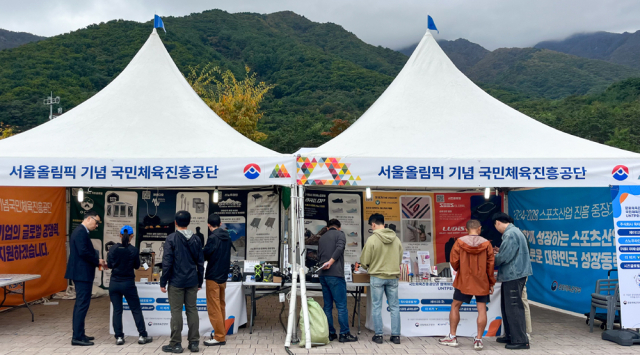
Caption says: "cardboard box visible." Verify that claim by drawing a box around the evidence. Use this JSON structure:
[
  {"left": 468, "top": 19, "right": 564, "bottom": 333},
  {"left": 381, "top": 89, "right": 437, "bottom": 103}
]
[
  {"left": 135, "top": 252, "right": 155, "bottom": 282},
  {"left": 273, "top": 276, "right": 282, "bottom": 284},
  {"left": 352, "top": 273, "right": 370, "bottom": 283},
  {"left": 135, "top": 268, "right": 153, "bottom": 282}
]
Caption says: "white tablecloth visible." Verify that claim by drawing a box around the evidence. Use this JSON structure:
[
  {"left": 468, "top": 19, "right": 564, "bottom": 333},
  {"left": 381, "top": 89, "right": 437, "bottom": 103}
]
[
  {"left": 365, "top": 281, "right": 502, "bottom": 337},
  {"left": 109, "top": 282, "right": 247, "bottom": 337}
]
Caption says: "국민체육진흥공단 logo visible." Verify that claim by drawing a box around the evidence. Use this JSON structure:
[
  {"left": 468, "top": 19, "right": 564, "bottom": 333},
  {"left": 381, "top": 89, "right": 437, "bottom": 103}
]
[
  {"left": 243, "top": 164, "right": 261, "bottom": 179},
  {"left": 612, "top": 165, "right": 629, "bottom": 181}
]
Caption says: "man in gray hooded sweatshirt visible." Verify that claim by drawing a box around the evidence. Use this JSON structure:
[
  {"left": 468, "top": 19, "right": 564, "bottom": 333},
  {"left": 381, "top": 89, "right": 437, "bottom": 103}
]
[{"left": 161, "top": 211, "right": 205, "bottom": 353}]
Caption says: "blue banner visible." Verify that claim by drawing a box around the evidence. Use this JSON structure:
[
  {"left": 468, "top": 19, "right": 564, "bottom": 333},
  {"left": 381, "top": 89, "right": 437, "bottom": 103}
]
[
  {"left": 509, "top": 187, "right": 615, "bottom": 313},
  {"left": 611, "top": 185, "right": 640, "bottom": 328}
]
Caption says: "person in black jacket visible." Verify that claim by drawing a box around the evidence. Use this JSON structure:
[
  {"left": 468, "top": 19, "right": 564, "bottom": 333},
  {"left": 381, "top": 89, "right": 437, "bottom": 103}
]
[
  {"left": 107, "top": 225, "right": 153, "bottom": 346},
  {"left": 202, "top": 214, "right": 232, "bottom": 346},
  {"left": 160, "top": 211, "right": 204, "bottom": 354},
  {"left": 65, "top": 209, "right": 105, "bottom": 346}
]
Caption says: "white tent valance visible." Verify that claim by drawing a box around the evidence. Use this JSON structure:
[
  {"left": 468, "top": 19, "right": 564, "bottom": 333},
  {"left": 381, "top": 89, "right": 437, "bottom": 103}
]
[
  {"left": 0, "top": 29, "right": 294, "bottom": 187},
  {"left": 299, "top": 31, "right": 640, "bottom": 188}
]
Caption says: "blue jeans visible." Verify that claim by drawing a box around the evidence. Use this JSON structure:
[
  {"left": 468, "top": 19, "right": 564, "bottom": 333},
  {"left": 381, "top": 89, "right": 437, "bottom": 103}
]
[
  {"left": 370, "top": 276, "right": 400, "bottom": 336},
  {"left": 319, "top": 276, "right": 350, "bottom": 335}
]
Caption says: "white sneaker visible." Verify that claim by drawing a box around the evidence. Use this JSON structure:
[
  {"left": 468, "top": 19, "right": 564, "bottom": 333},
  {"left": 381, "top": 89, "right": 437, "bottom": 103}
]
[
  {"left": 203, "top": 338, "right": 226, "bottom": 346},
  {"left": 474, "top": 338, "right": 484, "bottom": 350},
  {"left": 116, "top": 337, "right": 124, "bottom": 345},
  {"left": 438, "top": 334, "right": 459, "bottom": 347}
]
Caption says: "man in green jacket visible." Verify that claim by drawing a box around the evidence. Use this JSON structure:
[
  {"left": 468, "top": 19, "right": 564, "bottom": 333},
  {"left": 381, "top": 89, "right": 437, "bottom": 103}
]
[{"left": 360, "top": 213, "right": 404, "bottom": 345}]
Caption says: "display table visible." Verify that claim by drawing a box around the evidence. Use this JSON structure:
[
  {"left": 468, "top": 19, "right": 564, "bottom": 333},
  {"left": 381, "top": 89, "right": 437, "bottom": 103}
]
[
  {"left": 109, "top": 282, "right": 247, "bottom": 337},
  {"left": 244, "top": 281, "right": 290, "bottom": 334},
  {"left": 365, "top": 281, "right": 502, "bottom": 337},
  {"left": 0, "top": 274, "right": 41, "bottom": 322}
]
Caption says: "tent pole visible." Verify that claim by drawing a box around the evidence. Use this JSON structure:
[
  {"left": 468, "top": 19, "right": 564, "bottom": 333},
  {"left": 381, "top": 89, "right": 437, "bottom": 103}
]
[
  {"left": 297, "top": 185, "right": 311, "bottom": 349},
  {"left": 285, "top": 184, "right": 298, "bottom": 347}
]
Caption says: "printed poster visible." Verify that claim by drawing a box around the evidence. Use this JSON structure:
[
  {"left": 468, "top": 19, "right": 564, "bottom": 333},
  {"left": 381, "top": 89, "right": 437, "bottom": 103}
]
[
  {"left": 246, "top": 191, "right": 279, "bottom": 261},
  {"left": 434, "top": 193, "right": 503, "bottom": 264},
  {"left": 175, "top": 191, "right": 209, "bottom": 246},
  {"left": 0, "top": 187, "right": 67, "bottom": 305},
  {"left": 211, "top": 190, "right": 249, "bottom": 261},
  {"left": 363, "top": 191, "right": 434, "bottom": 265},
  {"left": 611, "top": 185, "right": 640, "bottom": 328},
  {"left": 304, "top": 190, "right": 363, "bottom": 265},
  {"left": 103, "top": 191, "right": 138, "bottom": 287},
  {"left": 509, "top": 187, "right": 615, "bottom": 313},
  {"left": 70, "top": 188, "right": 107, "bottom": 287}
]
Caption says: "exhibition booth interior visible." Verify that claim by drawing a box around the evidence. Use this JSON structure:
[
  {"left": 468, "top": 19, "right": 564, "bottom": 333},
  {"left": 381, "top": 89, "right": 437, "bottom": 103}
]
[{"left": 1, "top": 25, "right": 639, "bottom": 346}]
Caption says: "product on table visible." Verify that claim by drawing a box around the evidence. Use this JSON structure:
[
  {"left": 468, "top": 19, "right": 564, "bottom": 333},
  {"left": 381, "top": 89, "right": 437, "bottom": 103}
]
[
  {"left": 263, "top": 264, "right": 273, "bottom": 282},
  {"left": 254, "top": 264, "right": 263, "bottom": 282}
]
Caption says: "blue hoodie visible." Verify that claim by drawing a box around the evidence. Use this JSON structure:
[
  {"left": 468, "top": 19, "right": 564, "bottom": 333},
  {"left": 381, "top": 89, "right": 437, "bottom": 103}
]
[{"left": 495, "top": 224, "right": 533, "bottom": 282}]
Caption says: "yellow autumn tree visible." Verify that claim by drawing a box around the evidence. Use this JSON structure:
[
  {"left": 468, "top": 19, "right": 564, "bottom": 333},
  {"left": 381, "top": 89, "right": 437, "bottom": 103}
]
[
  {"left": 0, "top": 124, "right": 14, "bottom": 140},
  {"left": 187, "top": 64, "right": 273, "bottom": 142}
]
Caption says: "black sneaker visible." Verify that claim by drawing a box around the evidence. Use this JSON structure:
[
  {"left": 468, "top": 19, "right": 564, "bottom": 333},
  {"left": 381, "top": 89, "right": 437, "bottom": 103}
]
[
  {"left": 372, "top": 335, "right": 383, "bottom": 344},
  {"left": 329, "top": 333, "right": 338, "bottom": 341},
  {"left": 339, "top": 333, "right": 358, "bottom": 342},
  {"left": 162, "top": 344, "right": 184, "bottom": 353},
  {"left": 390, "top": 336, "right": 400, "bottom": 344},
  {"left": 505, "top": 343, "right": 530, "bottom": 350},
  {"left": 332, "top": 198, "right": 343, "bottom": 203},
  {"left": 188, "top": 341, "right": 199, "bottom": 352},
  {"left": 496, "top": 336, "right": 511, "bottom": 344}
]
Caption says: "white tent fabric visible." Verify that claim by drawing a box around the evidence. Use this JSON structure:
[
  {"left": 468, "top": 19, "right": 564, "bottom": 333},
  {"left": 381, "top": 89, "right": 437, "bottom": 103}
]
[
  {"left": 0, "top": 29, "right": 294, "bottom": 187},
  {"left": 300, "top": 31, "right": 640, "bottom": 187}
]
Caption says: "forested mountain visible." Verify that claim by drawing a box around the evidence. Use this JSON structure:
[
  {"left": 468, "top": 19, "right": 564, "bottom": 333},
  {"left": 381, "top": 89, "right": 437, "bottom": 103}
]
[
  {"left": 401, "top": 38, "right": 640, "bottom": 99},
  {"left": 0, "top": 10, "right": 408, "bottom": 153},
  {"left": 1, "top": 9, "right": 639, "bottom": 153},
  {"left": 535, "top": 31, "right": 640, "bottom": 70},
  {"left": 0, "top": 28, "right": 46, "bottom": 50}
]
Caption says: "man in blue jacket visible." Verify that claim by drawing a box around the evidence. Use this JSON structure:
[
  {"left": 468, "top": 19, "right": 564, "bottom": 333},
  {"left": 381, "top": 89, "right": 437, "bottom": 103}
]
[
  {"left": 492, "top": 212, "right": 532, "bottom": 350},
  {"left": 161, "top": 211, "right": 205, "bottom": 353},
  {"left": 65, "top": 210, "right": 105, "bottom": 346}
]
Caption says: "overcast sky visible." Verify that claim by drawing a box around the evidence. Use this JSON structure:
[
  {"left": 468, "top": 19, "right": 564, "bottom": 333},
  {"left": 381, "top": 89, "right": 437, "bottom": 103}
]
[{"left": 2, "top": 0, "right": 640, "bottom": 50}]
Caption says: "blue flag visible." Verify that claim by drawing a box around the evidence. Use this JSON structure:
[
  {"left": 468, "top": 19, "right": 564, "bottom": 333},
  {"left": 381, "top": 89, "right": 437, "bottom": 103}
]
[
  {"left": 427, "top": 15, "right": 438, "bottom": 34},
  {"left": 154, "top": 15, "right": 166, "bottom": 33}
]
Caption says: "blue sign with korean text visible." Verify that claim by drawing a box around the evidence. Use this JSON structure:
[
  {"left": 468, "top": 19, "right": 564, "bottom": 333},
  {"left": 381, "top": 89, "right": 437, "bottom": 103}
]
[{"left": 509, "top": 187, "right": 615, "bottom": 313}]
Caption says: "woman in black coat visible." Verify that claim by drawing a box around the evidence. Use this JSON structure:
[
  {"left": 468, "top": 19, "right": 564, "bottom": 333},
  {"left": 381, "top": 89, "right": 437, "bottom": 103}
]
[{"left": 107, "top": 225, "right": 153, "bottom": 345}]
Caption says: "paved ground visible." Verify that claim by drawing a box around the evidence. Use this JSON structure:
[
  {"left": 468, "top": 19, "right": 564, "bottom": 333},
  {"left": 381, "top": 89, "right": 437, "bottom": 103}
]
[{"left": 1, "top": 292, "right": 638, "bottom": 355}]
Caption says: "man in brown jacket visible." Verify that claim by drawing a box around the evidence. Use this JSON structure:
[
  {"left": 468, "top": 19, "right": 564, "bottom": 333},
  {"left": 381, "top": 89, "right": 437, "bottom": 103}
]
[{"left": 439, "top": 219, "right": 495, "bottom": 350}]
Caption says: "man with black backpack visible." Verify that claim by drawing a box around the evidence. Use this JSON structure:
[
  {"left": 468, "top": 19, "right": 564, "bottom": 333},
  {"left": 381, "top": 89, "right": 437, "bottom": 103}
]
[
  {"left": 160, "top": 211, "right": 204, "bottom": 353},
  {"left": 202, "top": 213, "right": 233, "bottom": 346}
]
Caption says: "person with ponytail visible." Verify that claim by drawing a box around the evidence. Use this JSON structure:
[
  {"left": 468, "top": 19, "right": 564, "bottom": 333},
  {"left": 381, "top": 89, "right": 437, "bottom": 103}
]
[{"left": 107, "top": 225, "right": 153, "bottom": 346}]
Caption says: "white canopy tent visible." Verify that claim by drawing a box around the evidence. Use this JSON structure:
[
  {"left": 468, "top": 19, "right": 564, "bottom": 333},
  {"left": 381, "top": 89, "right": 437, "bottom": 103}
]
[
  {"left": 299, "top": 31, "right": 640, "bottom": 188},
  {"left": 0, "top": 29, "right": 294, "bottom": 187}
]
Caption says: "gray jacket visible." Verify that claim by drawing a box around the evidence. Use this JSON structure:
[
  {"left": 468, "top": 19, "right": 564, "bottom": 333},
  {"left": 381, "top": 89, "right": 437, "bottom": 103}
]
[
  {"left": 317, "top": 228, "right": 346, "bottom": 278},
  {"left": 495, "top": 224, "right": 532, "bottom": 282}
]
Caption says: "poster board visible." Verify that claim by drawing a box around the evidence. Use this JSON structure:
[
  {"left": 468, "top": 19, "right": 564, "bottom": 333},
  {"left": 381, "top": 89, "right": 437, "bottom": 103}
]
[
  {"left": 611, "top": 185, "right": 640, "bottom": 328},
  {"left": 0, "top": 187, "right": 67, "bottom": 305},
  {"left": 509, "top": 187, "right": 615, "bottom": 313}
]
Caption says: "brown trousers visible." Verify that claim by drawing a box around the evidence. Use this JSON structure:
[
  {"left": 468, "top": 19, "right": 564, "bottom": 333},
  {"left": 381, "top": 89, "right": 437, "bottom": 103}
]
[{"left": 206, "top": 280, "right": 227, "bottom": 341}]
